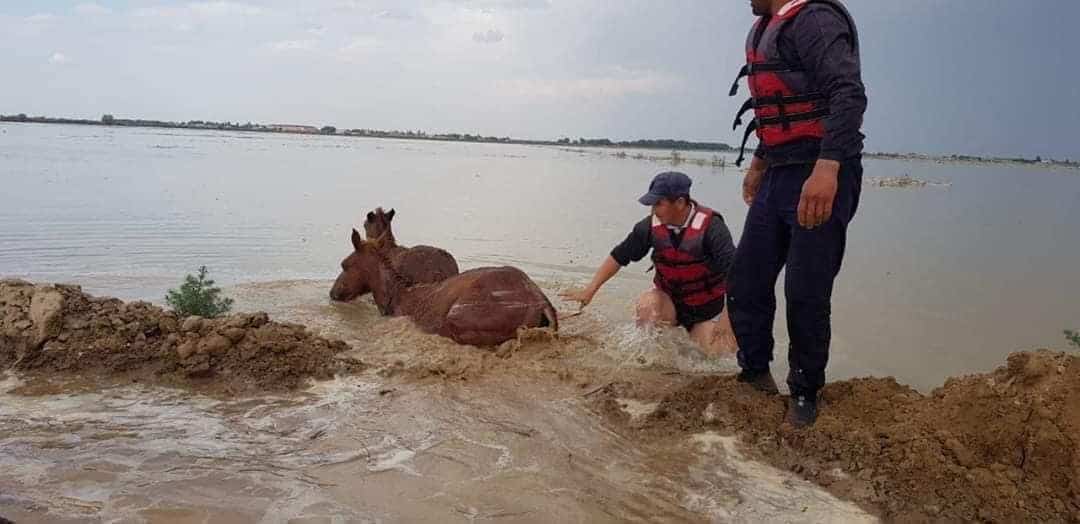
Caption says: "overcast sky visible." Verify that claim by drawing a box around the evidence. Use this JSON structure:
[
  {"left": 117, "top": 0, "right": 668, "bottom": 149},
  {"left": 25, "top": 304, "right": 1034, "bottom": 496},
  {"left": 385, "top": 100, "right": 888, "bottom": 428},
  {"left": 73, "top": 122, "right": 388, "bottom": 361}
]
[{"left": 2, "top": 1, "right": 1075, "bottom": 158}]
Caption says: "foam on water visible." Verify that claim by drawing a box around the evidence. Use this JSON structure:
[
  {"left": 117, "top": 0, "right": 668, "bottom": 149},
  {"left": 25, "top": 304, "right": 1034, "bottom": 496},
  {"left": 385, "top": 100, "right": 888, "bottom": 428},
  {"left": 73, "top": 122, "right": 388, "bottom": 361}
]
[
  {"left": 685, "top": 433, "right": 875, "bottom": 523},
  {"left": 0, "top": 379, "right": 384, "bottom": 521},
  {"left": 0, "top": 364, "right": 877, "bottom": 523}
]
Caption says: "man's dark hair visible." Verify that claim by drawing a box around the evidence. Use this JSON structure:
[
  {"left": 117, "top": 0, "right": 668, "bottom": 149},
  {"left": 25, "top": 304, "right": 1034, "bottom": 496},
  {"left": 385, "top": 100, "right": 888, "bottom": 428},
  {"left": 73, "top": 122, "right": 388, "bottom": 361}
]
[{"left": 663, "top": 194, "right": 692, "bottom": 206}]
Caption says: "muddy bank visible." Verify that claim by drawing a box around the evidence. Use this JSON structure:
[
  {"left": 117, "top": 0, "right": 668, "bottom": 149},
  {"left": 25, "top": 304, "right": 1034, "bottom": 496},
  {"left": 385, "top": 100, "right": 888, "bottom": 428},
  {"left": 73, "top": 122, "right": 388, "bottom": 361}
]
[
  {"left": 592, "top": 350, "right": 1080, "bottom": 522},
  {"left": 0, "top": 280, "right": 363, "bottom": 395}
]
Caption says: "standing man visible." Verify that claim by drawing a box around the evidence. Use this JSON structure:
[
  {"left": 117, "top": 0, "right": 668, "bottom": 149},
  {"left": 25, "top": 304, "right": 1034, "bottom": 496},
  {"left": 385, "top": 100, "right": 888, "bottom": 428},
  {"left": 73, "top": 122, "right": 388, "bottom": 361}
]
[
  {"left": 560, "top": 172, "right": 737, "bottom": 357},
  {"left": 727, "top": 0, "right": 867, "bottom": 427}
]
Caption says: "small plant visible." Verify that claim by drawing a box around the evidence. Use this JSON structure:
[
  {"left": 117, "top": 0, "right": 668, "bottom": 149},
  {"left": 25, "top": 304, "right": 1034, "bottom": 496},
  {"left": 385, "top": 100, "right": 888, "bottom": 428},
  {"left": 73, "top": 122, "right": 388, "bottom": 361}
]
[
  {"left": 1066, "top": 329, "right": 1080, "bottom": 349},
  {"left": 166, "top": 266, "right": 233, "bottom": 318}
]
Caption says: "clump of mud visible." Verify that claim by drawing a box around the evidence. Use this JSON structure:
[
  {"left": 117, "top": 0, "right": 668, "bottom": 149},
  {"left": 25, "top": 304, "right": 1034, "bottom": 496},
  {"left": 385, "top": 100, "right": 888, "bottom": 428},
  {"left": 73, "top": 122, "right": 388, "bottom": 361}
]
[
  {"left": 593, "top": 350, "right": 1080, "bottom": 522},
  {"left": 1, "top": 280, "right": 363, "bottom": 395}
]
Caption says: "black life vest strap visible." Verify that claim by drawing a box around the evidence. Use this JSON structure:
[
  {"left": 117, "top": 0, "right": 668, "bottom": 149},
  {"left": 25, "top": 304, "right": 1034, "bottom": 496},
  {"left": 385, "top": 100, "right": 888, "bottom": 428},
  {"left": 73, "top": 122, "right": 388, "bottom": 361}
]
[
  {"left": 775, "top": 91, "right": 790, "bottom": 131},
  {"left": 730, "top": 61, "right": 807, "bottom": 96},
  {"left": 755, "top": 107, "right": 829, "bottom": 127},
  {"left": 735, "top": 119, "right": 759, "bottom": 167},
  {"left": 728, "top": 64, "right": 749, "bottom": 97},
  {"left": 733, "top": 98, "right": 754, "bottom": 130},
  {"left": 753, "top": 92, "right": 825, "bottom": 106},
  {"left": 735, "top": 92, "right": 827, "bottom": 131},
  {"left": 735, "top": 108, "right": 828, "bottom": 167},
  {"left": 655, "top": 257, "right": 707, "bottom": 268},
  {"left": 750, "top": 62, "right": 803, "bottom": 74},
  {"left": 659, "top": 272, "right": 727, "bottom": 295}
]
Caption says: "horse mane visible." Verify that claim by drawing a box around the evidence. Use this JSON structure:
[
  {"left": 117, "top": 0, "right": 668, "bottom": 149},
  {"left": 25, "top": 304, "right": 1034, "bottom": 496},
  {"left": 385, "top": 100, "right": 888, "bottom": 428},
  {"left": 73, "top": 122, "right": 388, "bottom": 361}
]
[
  {"left": 373, "top": 246, "right": 413, "bottom": 287},
  {"left": 371, "top": 243, "right": 414, "bottom": 314}
]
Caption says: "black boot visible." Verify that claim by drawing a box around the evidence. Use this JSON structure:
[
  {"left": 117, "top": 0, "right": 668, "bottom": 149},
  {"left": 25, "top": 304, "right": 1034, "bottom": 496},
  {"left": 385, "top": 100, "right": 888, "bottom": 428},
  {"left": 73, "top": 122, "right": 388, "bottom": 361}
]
[
  {"left": 786, "top": 394, "right": 818, "bottom": 428},
  {"left": 737, "top": 368, "right": 779, "bottom": 395}
]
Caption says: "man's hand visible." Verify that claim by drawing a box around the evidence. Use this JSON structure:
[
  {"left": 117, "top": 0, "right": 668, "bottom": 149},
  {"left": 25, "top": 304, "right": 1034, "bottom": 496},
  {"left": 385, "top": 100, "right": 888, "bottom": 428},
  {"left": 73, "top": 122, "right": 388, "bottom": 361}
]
[
  {"left": 562, "top": 257, "right": 621, "bottom": 310},
  {"left": 743, "top": 155, "right": 769, "bottom": 205},
  {"left": 559, "top": 287, "right": 595, "bottom": 308},
  {"left": 743, "top": 169, "right": 765, "bottom": 206},
  {"left": 798, "top": 159, "right": 840, "bottom": 228}
]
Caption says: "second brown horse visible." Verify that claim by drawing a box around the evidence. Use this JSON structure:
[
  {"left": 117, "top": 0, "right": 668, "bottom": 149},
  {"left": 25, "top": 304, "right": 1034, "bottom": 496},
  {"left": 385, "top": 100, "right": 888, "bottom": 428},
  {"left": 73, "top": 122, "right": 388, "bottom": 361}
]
[{"left": 333, "top": 217, "right": 557, "bottom": 346}]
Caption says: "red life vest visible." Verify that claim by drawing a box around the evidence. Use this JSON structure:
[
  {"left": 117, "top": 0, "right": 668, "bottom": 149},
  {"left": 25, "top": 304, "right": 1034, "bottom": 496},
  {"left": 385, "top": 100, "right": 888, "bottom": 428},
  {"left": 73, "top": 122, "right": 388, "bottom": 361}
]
[
  {"left": 729, "top": 0, "right": 858, "bottom": 166},
  {"left": 651, "top": 206, "right": 727, "bottom": 308}
]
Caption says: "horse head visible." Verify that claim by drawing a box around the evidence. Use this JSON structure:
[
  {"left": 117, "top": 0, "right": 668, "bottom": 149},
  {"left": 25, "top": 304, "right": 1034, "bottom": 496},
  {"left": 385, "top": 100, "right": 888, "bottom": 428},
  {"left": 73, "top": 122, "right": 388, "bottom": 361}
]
[
  {"left": 330, "top": 228, "right": 384, "bottom": 302},
  {"left": 363, "top": 207, "right": 396, "bottom": 245}
]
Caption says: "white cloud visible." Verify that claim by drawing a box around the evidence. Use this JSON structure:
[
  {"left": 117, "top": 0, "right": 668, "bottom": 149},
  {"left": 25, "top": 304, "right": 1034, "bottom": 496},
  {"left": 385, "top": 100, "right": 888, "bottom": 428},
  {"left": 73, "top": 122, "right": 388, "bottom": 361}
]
[
  {"left": 25, "top": 13, "right": 55, "bottom": 23},
  {"left": 132, "top": 2, "right": 263, "bottom": 21},
  {"left": 376, "top": 8, "right": 418, "bottom": 21},
  {"left": 499, "top": 69, "right": 684, "bottom": 100},
  {"left": 336, "top": 36, "right": 381, "bottom": 62},
  {"left": 472, "top": 29, "right": 504, "bottom": 44},
  {"left": 129, "top": 2, "right": 267, "bottom": 34},
  {"left": 48, "top": 52, "right": 70, "bottom": 65},
  {"left": 188, "top": 2, "right": 264, "bottom": 18},
  {"left": 75, "top": 3, "right": 113, "bottom": 16},
  {"left": 268, "top": 39, "right": 318, "bottom": 52},
  {"left": 131, "top": 6, "right": 184, "bottom": 19},
  {"left": 454, "top": 0, "right": 550, "bottom": 11}
]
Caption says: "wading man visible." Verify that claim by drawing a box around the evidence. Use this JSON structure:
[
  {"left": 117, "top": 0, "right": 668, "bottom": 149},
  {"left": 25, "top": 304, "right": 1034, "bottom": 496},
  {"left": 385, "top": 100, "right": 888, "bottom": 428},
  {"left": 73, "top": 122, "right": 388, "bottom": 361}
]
[
  {"left": 727, "top": 0, "right": 867, "bottom": 426},
  {"left": 561, "top": 171, "right": 737, "bottom": 356}
]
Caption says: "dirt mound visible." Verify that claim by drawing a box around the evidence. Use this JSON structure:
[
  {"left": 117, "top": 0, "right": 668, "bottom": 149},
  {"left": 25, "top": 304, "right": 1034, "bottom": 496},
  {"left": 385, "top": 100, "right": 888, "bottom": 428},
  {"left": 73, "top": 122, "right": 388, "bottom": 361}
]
[
  {"left": 593, "top": 350, "right": 1080, "bottom": 522},
  {"left": 1, "top": 280, "right": 364, "bottom": 395}
]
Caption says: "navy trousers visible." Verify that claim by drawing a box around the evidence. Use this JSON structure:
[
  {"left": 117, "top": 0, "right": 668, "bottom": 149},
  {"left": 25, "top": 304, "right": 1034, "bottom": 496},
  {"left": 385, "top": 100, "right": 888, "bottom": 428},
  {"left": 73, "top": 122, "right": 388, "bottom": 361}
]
[{"left": 727, "top": 158, "right": 862, "bottom": 396}]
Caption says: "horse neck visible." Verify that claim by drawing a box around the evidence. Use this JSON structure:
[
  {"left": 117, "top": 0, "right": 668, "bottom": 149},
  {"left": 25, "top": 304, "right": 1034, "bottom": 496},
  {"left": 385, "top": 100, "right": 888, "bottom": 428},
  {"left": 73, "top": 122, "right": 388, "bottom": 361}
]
[
  {"left": 390, "top": 282, "right": 436, "bottom": 316},
  {"left": 374, "top": 247, "right": 415, "bottom": 314}
]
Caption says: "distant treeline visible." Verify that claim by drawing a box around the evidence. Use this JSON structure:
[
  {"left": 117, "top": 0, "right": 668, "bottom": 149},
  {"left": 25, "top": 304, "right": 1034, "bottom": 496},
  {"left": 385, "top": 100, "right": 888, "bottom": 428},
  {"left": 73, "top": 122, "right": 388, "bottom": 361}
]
[
  {"left": 0, "top": 112, "right": 288, "bottom": 132},
  {"left": 0, "top": 112, "right": 736, "bottom": 151},
  {"left": 554, "top": 137, "right": 734, "bottom": 151},
  {"left": 3, "top": 112, "right": 1071, "bottom": 164},
  {"left": 866, "top": 151, "right": 1078, "bottom": 167}
]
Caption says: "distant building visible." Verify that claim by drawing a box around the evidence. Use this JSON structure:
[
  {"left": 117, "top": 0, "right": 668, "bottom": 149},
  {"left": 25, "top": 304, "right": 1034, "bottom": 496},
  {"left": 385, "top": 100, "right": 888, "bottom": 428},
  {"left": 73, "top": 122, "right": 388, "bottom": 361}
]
[{"left": 269, "top": 124, "right": 319, "bottom": 134}]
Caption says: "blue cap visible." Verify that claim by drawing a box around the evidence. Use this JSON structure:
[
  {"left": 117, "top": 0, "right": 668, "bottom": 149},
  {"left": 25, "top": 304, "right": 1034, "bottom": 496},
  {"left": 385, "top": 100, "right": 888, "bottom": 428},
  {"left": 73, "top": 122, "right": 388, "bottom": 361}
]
[{"left": 638, "top": 171, "right": 692, "bottom": 205}]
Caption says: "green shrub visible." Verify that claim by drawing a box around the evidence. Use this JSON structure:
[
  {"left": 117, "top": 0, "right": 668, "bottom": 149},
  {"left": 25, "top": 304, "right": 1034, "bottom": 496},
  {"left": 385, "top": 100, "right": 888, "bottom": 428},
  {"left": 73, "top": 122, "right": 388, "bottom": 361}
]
[
  {"left": 1066, "top": 329, "right": 1080, "bottom": 349},
  {"left": 166, "top": 266, "right": 233, "bottom": 318}
]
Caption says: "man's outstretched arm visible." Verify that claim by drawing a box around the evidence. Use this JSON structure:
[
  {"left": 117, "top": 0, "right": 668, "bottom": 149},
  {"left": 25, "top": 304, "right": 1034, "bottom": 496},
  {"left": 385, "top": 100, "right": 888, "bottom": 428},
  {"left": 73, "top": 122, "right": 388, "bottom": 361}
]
[{"left": 561, "top": 218, "right": 651, "bottom": 307}]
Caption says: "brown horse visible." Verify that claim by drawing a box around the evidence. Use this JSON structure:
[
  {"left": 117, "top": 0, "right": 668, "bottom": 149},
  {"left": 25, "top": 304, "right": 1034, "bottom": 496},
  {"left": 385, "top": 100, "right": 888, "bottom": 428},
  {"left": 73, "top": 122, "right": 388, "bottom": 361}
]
[
  {"left": 351, "top": 233, "right": 558, "bottom": 346},
  {"left": 330, "top": 208, "right": 459, "bottom": 301}
]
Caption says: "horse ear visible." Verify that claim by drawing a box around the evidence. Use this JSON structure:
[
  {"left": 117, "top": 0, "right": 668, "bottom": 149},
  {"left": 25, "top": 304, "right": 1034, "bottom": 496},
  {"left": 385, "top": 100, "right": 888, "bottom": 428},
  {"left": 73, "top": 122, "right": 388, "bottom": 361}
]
[
  {"left": 366, "top": 211, "right": 376, "bottom": 222},
  {"left": 386, "top": 209, "right": 395, "bottom": 221},
  {"left": 351, "top": 228, "right": 364, "bottom": 251}
]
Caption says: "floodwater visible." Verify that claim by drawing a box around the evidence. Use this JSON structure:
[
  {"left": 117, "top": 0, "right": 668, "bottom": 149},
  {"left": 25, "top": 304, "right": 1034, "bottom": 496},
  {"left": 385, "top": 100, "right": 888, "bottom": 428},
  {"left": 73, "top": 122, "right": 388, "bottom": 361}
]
[{"left": 1, "top": 122, "right": 1078, "bottom": 521}]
